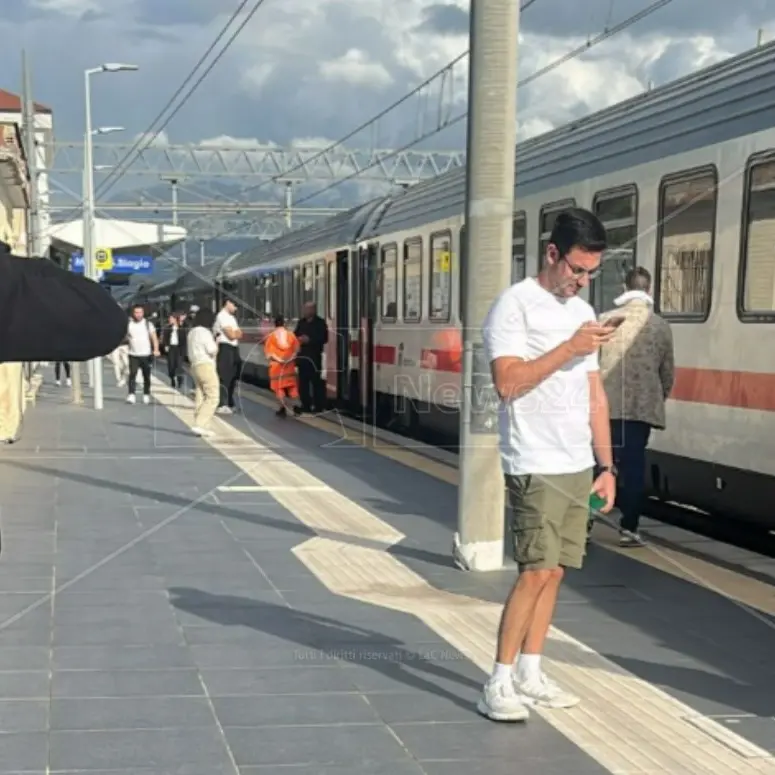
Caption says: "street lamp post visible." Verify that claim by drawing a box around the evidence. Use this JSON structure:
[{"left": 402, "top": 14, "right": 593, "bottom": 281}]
[{"left": 83, "top": 63, "right": 138, "bottom": 410}]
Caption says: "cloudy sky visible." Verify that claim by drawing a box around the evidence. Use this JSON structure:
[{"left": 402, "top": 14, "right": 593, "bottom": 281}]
[{"left": 3, "top": 0, "right": 774, "bottom": 233}]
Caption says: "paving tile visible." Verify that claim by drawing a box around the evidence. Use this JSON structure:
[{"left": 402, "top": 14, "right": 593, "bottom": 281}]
[
  {"left": 53, "top": 645, "right": 194, "bottom": 671},
  {"left": 49, "top": 727, "right": 232, "bottom": 770},
  {"left": 53, "top": 623, "right": 183, "bottom": 646},
  {"left": 213, "top": 693, "right": 376, "bottom": 726},
  {"left": 0, "top": 732, "right": 48, "bottom": 770},
  {"left": 223, "top": 724, "right": 409, "bottom": 767},
  {"left": 200, "top": 666, "right": 357, "bottom": 696},
  {"left": 0, "top": 646, "right": 50, "bottom": 670},
  {"left": 0, "top": 670, "right": 50, "bottom": 698},
  {"left": 52, "top": 669, "right": 204, "bottom": 698},
  {"left": 50, "top": 696, "right": 214, "bottom": 731},
  {"left": 0, "top": 699, "right": 48, "bottom": 732},
  {"left": 239, "top": 765, "right": 426, "bottom": 775}
]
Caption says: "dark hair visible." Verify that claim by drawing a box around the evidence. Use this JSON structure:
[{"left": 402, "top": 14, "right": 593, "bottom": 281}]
[
  {"left": 625, "top": 266, "right": 651, "bottom": 292},
  {"left": 131, "top": 303, "right": 144, "bottom": 311},
  {"left": 274, "top": 315, "right": 285, "bottom": 327},
  {"left": 549, "top": 208, "right": 607, "bottom": 257},
  {"left": 194, "top": 308, "right": 215, "bottom": 328}
]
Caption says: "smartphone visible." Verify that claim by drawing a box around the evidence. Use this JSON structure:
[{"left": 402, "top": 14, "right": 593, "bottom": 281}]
[{"left": 602, "top": 316, "right": 625, "bottom": 329}]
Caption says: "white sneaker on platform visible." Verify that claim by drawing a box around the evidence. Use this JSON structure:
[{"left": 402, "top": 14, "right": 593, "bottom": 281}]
[
  {"left": 142, "top": 395, "right": 151, "bottom": 405},
  {"left": 126, "top": 394, "right": 136, "bottom": 404},
  {"left": 516, "top": 672, "right": 580, "bottom": 709},
  {"left": 476, "top": 678, "right": 530, "bottom": 722}
]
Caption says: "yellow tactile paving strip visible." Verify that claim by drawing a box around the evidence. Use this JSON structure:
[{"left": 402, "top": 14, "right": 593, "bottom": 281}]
[
  {"left": 153, "top": 379, "right": 775, "bottom": 774},
  {"left": 238, "top": 385, "right": 775, "bottom": 618}
]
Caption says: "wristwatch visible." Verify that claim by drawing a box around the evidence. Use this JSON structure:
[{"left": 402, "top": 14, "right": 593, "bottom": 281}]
[{"left": 599, "top": 464, "right": 618, "bottom": 477}]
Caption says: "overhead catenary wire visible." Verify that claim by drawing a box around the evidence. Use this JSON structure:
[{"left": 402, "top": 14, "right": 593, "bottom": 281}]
[
  {"left": 65, "top": 0, "right": 675, "bottom": 296},
  {"left": 195, "top": 0, "right": 675, "bottom": 246},
  {"left": 56, "top": 0, "right": 268, "bottom": 225}
]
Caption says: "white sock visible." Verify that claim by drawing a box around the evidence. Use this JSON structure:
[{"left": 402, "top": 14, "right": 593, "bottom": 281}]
[
  {"left": 491, "top": 662, "right": 513, "bottom": 683},
  {"left": 517, "top": 653, "right": 542, "bottom": 681}
]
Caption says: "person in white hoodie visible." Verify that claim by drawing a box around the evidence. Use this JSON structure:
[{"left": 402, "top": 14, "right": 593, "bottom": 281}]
[{"left": 598, "top": 266, "right": 675, "bottom": 547}]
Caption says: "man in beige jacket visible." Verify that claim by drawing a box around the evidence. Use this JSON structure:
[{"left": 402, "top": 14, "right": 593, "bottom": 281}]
[{"left": 599, "top": 267, "right": 675, "bottom": 547}]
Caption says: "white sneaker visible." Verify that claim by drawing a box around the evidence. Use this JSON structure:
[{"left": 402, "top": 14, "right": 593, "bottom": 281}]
[
  {"left": 142, "top": 395, "right": 151, "bottom": 405},
  {"left": 192, "top": 427, "right": 215, "bottom": 438},
  {"left": 516, "top": 672, "right": 580, "bottom": 709},
  {"left": 619, "top": 529, "right": 646, "bottom": 547},
  {"left": 216, "top": 406, "right": 232, "bottom": 415},
  {"left": 476, "top": 677, "right": 530, "bottom": 722},
  {"left": 126, "top": 394, "right": 136, "bottom": 404},
  {"left": 55, "top": 380, "right": 61, "bottom": 386},
  {"left": 66, "top": 378, "right": 72, "bottom": 387}
]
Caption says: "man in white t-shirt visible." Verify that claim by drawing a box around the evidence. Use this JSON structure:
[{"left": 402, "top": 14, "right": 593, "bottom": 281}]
[
  {"left": 125, "top": 304, "right": 160, "bottom": 405},
  {"left": 477, "top": 207, "right": 618, "bottom": 722},
  {"left": 213, "top": 298, "right": 242, "bottom": 414}
]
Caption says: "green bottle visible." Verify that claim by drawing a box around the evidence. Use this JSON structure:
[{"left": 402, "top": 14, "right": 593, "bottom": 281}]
[{"left": 588, "top": 492, "right": 606, "bottom": 512}]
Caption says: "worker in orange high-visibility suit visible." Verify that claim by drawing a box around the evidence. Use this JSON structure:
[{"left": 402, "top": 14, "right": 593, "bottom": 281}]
[{"left": 264, "top": 315, "right": 302, "bottom": 418}]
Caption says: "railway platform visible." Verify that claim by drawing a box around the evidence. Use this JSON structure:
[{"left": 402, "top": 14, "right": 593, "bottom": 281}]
[{"left": 0, "top": 365, "right": 772, "bottom": 773}]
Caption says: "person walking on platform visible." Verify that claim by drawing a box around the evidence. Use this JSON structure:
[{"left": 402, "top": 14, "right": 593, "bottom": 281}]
[
  {"left": 478, "top": 208, "right": 618, "bottom": 722},
  {"left": 213, "top": 298, "right": 242, "bottom": 415},
  {"left": 187, "top": 308, "right": 220, "bottom": 438},
  {"left": 125, "top": 304, "right": 160, "bottom": 405},
  {"left": 161, "top": 312, "right": 187, "bottom": 390},
  {"left": 294, "top": 301, "right": 328, "bottom": 413},
  {"left": 598, "top": 266, "right": 675, "bottom": 548},
  {"left": 54, "top": 362, "right": 71, "bottom": 387},
  {"left": 264, "top": 316, "right": 302, "bottom": 418},
  {"left": 110, "top": 341, "right": 129, "bottom": 387}
]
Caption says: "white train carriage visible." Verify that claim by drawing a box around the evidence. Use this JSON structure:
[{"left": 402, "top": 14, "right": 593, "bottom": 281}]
[
  {"left": 150, "top": 39, "right": 775, "bottom": 530},
  {"left": 217, "top": 198, "right": 390, "bottom": 403},
  {"left": 355, "top": 39, "right": 775, "bottom": 529}
]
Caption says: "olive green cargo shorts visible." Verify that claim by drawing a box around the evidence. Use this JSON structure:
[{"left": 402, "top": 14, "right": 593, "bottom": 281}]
[{"left": 504, "top": 469, "right": 593, "bottom": 571}]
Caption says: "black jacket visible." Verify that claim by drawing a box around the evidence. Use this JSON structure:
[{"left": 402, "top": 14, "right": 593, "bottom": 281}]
[
  {"left": 294, "top": 315, "right": 328, "bottom": 365},
  {"left": 0, "top": 246, "right": 127, "bottom": 363},
  {"left": 161, "top": 324, "right": 188, "bottom": 357}
]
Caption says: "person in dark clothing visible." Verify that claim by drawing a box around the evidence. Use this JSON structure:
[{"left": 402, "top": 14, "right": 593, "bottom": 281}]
[
  {"left": 294, "top": 301, "right": 328, "bottom": 413},
  {"left": 161, "top": 312, "right": 187, "bottom": 389},
  {"left": 54, "top": 362, "right": 71, "bottom": 386},
  {"left": 0, "top": 242, "right": 127, "bottom": 363}
]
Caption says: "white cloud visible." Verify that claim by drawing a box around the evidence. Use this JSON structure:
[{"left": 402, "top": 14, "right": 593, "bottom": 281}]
[
  {"left": 132, "top": 130, "right": 170, "bottom": 148},
  {"left": 320, "top": 49, "right": 393, "bottom": 87}
]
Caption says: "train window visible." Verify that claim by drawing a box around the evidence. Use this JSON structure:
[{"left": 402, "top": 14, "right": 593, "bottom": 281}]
[
  {"left": 740, "top": 157, "right": 775, "bottom": 319},
  {"left": 380, "top": 244, "right": 398, "bottom": 321},
  {"left": 327, "top": 261, "right": 335, "bottom": 318},
  {"left": 512, "top": 213, "right": 526, "bottom": 282},
  {"left": 591, "top": 186, "right": 638, "bottom": 314},
  {"left": 429, "top": 231, "right": 452, "bottom": 322},
  {"left": 292, "top": 267, "right": 302, "bottom": 318},
  {"left": 403, "top": 238, "right": 422, "bottom": 322},
  {"left": 302, "top": 263, "right": 314, "bottom": 305},
  {"left": 315, "top": 260, "right": 326, "bottom": 310},
  {"left": 656, "top": 168, "right": 716, "bottom": 320},
  {"left": 539, "top": 200, "right": 575, "bottom": 264}
]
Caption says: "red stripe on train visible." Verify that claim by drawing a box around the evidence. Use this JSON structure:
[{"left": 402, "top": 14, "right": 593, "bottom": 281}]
[
  {"left": 421, "top": 349, "right": 462, "bottom": 373},
  {"left": 349, "top": 341, "right": 396, "bottom": 365}
]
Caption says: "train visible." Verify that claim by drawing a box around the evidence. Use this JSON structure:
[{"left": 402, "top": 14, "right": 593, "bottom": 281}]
[{"left": 135, "top": 40, "right": 775, "bottom": 532}]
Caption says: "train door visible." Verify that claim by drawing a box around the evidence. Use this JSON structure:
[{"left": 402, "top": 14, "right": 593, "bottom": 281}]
[
  {"left": 335, "top": 250, "right": 350, "bottom": 405},
  {"left": 358, "top": 243, "right": 378, "bottom": 418}
]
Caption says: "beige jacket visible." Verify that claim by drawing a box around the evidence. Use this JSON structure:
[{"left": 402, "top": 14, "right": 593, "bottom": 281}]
[{"left": 598, "top": 293, "right": 675, "bottom": 430}]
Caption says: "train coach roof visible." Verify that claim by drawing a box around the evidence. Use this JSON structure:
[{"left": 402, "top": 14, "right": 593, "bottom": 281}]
[
  {"left": 224, "top": 197, "right": 387, "bottom": 279},
  {"left": 367, "top": 39, "right": 775, "bottom": 236},
  {"left": 175, "top": 253, "right": 236, "bottom": 294}
]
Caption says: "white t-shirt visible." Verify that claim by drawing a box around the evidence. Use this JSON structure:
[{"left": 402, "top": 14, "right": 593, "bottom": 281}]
[
  {"left": 482, "top": 277, "right": 597, "bottom": 476},
  {"left": 127, "top": 319, "right": 156, "bottom": 357},
  {"left": 187, "top": 326, "right": 218, "bottom": 366},
  {"left": 214, "top": 309, "right": 239, "bottom": 347}
]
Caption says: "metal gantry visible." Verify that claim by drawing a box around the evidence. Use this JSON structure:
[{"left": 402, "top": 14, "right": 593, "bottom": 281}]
[{"left": 47, "top": 140, "right": 465, "bottom": 182}]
